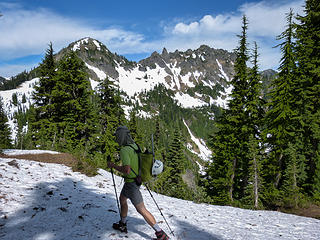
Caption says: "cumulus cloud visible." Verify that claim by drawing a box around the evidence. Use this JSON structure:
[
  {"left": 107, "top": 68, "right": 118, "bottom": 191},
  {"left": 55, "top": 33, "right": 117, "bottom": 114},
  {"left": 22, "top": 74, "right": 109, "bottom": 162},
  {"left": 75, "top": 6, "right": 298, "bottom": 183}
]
[
  {"left": 0, "top": 0, "right": 305, "bottom": 77},
  {"left": 0, "top": 3, "right": 145, "bottom": 61},
  {"left": 166, "top": 0, "right": 304, "bottom": 70}
]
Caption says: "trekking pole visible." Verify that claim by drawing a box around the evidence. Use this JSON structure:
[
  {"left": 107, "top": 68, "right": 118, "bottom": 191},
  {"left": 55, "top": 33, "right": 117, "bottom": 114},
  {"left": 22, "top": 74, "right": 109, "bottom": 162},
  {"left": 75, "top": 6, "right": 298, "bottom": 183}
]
[
  {"left": 111, "top": 168, "right": 121, "bottom": 215},
  {"left": 108, "top": 155, "right": 121, "bottom": 216},
  {"left": 145, "top": 184, "right": 175, "bottom": 236},
  {"left": 149, "top": 134, "right": 174, "bottom": 236}
]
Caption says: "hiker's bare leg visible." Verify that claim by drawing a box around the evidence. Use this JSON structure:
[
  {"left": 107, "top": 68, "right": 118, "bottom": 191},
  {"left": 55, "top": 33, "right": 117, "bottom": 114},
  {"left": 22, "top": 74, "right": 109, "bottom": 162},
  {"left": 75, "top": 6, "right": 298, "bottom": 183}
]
[
  {"left": 120, "top": 194, "right": 128, "bottom": 218},
  {"left": 135, "top": 202, "right": 156, "bottom": 226}
]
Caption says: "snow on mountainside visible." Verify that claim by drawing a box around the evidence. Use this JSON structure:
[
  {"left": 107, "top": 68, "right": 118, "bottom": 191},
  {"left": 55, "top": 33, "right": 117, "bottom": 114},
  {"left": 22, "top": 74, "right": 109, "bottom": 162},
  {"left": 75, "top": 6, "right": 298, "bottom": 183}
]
[
  {"left": 0, "top": 78, "right": 38, "bottom": 141},
  {"left": 1, "top": 150, "right": 320, "bottom": 240},
  {"left": 1, "top": 37, "right": 235, "bottom": 161},
  {"left": 63, "top": 38, "right": 235, "bottom": 109}
]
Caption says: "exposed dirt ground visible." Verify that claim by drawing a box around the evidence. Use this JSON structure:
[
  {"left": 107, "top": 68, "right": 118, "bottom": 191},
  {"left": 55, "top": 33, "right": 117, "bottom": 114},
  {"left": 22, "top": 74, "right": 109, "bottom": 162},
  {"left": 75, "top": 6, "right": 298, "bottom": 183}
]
[{"left": 0, "top": 152, "right": 77, "bottom": 167}]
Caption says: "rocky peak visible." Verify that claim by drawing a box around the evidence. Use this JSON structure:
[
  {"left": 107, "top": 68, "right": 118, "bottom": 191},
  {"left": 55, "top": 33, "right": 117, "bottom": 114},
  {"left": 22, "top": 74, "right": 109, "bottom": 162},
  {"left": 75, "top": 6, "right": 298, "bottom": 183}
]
[
  {"left": 139, "top": 45, "right": 236, "bottom": 88},
  {"left": 55, "top": 37, "right": 135, "bottom": 80}
]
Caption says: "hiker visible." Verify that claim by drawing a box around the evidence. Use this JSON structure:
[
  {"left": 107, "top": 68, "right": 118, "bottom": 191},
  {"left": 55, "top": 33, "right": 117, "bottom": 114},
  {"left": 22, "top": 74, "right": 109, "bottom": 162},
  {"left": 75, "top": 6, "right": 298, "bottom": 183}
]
[{"left": 107, "top": 126, "right": 170, "bottom": 240}]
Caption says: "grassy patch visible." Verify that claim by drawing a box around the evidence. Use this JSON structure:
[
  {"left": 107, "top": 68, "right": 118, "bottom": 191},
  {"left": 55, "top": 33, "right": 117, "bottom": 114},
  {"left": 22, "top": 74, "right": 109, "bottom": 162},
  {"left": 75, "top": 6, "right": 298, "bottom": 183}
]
[{"left": 0, "top": 152, "right": 98, "bottom": 176}]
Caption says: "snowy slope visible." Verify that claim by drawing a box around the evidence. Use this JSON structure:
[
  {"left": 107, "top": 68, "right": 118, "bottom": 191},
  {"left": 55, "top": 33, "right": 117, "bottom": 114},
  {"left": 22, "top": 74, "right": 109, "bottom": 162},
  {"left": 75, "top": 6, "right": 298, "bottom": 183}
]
[
  {"left": 0, "top": 76, "right": 213, "bottom": 164},
  {"left": 1, "top": 150, "right": 319, "bottom": 240},
  {"left": 0, "top": 78, "right": 38, "bottom": 141}
]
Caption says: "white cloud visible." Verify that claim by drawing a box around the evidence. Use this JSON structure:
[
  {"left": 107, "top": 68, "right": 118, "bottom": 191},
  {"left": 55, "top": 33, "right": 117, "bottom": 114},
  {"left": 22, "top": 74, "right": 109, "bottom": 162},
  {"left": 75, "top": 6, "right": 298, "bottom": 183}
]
[
  {"left": 0, "top": 0, "right": 305, "bottom": 77},
  {"left": 0, "top": 4, "right": 144, "bottom": 61},
  {"left": 165, "top": 0, "right": 304, "bottom": 70}
]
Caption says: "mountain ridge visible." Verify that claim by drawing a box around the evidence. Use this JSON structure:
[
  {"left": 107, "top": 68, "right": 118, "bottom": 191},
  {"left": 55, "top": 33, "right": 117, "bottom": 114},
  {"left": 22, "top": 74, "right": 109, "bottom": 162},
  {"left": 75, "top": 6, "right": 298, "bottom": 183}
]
[{"left": 0, "top": 37, "right": 277, "bottom": 162}]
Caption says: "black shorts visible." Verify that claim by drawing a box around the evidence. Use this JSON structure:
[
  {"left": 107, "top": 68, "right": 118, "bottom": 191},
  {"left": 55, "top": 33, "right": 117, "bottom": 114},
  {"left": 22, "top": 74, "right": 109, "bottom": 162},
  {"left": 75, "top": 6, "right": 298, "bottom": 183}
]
[{"left": 120, "top": 182, "right": 143, "bottom": 206}]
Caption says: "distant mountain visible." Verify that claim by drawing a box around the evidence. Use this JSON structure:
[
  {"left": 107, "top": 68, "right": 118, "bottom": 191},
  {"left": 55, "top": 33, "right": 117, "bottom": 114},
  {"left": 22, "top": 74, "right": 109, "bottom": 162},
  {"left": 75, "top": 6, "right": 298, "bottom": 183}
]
[
  {"left": 57, "top": 37, "right": 236, "bottom": 110},
  {"left": 0, "top": 37, "right": 268, "bottom": 163}
]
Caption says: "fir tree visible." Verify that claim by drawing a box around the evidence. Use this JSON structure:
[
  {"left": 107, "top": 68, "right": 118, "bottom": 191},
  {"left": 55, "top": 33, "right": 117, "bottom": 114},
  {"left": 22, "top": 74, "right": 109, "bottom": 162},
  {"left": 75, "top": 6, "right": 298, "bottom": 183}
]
[
  {"left": 0, "top": 97, "right": 12, "bottom": 150},
  {"left": 49, "top": 51, "right": 97, "bottom": 150},
  {"left": 128, "top": 110, "right": 142, "bottom": 146},
  {"left": 245, "top": 135, "right": 263, "bottom": 209},
  {"left": 165, "top": 129, "right": 191, "bottom": 199},
  {"left": 243, "top": 42, "right": 265, "bottom": 208},
  {"left": 95, "top": 77, "right": 123, "bottom": 159},
  {"left": 33, "top": 42, "right": 55, "bottom": 107},
  {"left": 205, "top": 15, "right": 251, "bottom": 204},
  {"left": 31, "top": 43, "right": 57, "bottom": 148},
  {"left": 12, "top": 93, "right": 18, "bottom": 106},
  {"left": 294, "top": 0, "right": 320, "bottom": 197},
  {"left": 263, "top": 9, "right": 298, "bottom": 205},
  {"left": 282, "top": 141, "right": 307, "bottom": 208},
  {"left": 205, "top": 122, "right": 239, "bottom": 204}
]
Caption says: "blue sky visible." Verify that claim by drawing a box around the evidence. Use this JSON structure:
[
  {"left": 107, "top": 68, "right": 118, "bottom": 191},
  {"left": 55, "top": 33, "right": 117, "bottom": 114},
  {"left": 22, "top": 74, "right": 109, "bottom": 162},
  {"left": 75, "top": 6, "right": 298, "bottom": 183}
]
[{"left": 0, "top": 0, "right": 304, "bottom": 78}]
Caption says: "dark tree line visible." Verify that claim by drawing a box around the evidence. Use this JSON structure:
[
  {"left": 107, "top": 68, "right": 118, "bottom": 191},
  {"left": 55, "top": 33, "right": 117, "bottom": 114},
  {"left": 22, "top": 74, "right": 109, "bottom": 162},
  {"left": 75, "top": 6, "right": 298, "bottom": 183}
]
[{"left": 203, "top": 0, "right": 320, "bottom": 209}]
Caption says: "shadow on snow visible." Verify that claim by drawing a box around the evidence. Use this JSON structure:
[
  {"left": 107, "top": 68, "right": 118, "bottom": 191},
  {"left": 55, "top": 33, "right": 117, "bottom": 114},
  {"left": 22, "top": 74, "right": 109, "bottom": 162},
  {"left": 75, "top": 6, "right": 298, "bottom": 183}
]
[
  {"left": 0, "top": 175, "right": 225, "bottom": 240},
  {"left": 173, "top": 218, "right": 223, "bottom": 240},
  {"left": 0, "top": 178, "right": 150, "bottom": 239}
]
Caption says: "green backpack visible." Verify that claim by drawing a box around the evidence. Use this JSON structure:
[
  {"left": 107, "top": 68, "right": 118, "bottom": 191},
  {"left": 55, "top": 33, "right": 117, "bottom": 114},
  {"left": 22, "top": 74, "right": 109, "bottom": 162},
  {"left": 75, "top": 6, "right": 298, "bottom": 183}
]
[{"left": 126, "top": 145, "right": 154, "bottom": 184}]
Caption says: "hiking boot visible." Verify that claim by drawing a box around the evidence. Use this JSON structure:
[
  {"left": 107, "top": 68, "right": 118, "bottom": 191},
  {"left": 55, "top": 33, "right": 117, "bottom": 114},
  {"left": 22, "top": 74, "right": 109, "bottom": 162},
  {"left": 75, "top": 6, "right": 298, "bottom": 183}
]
[
  {"left": 112, "top": 220, "right": 127, "bottom": 233},
  {"left": 155, "top": 230, "right": 169, "bottom": 240}
]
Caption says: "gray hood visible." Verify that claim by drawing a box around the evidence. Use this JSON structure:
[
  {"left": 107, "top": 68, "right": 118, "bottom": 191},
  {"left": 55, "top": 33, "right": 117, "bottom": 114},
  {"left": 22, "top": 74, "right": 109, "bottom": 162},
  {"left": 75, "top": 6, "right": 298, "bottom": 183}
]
[{"left": 115, "top": 126, "right": 135, "bottom": 146}]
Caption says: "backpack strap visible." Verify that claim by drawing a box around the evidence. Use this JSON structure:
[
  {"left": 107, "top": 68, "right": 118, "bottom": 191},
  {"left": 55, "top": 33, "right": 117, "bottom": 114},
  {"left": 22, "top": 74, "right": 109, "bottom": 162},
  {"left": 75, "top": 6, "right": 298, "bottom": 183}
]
[{"left": 125, "top": 144, "right": 141, "bottom": 177}]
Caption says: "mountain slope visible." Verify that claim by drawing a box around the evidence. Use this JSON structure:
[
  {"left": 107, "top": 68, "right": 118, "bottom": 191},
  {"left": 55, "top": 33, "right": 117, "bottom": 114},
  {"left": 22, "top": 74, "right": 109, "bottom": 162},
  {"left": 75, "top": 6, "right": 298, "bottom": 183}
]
[
  {"left": 0, "top": 38, "right": 276, "bottom": 164},
  {"left": 0, "top": 37, "right": 237, "bottom": 161},
  {"left": 58, "top": 37, "right": 235, "bottom": 109},
  {"left": 1, "top": 150, "right": 319, "bottom": 240}
]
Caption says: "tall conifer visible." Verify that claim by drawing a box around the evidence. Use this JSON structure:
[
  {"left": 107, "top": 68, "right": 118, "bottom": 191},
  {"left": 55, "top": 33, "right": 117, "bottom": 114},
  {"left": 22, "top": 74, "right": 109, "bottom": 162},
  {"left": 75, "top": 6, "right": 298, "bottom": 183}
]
[
  {"left": 206, "top": 15, "right": 251, "bottom": 203},
  {"left": 32, "top": 43, "right": 57, "bottom": 148},
  {"left": 0, "top": 97, "right": 12, "bottom": 150},
  {"left": 294, "top": 0, "right": 320, "bottom": 197},
  {"left": 96, "top": 77, "right": 123, "bottom": 158},
  {"left": 51, "top": 52, "right": 96, "bottom": 150},
  {"left": 263, "top": 9, "right": 298, "bottom": 204}
]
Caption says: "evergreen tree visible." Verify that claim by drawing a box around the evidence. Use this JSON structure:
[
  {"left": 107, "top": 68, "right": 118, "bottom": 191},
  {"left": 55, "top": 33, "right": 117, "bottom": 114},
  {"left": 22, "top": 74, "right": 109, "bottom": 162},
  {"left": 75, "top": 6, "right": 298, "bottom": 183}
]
[
  {"left": 31, "top": 43, "right": 57, "bottom": 148},
  {"left": 165, "top": 129, "right": 192, "bottom": 199},
  {"left": 244, "top": 134, "right": 263, "bottom": 209},
  {"left": 281, "top": 140, "right": 307, "bottom": 208},
  {"left": 33, "top": 42, "right": 55, "bottom": 108},
  {"left": 128, "top": 110, "right": 142, "bottom": 146},
  {"left": 167, "top": 129, "right": 185, "bottom": 176},
  {"left": 205, "top": 121, "right": 238, "bottom": 204},
  {"left": 263, "top": 9, "right": 298, "bottom": 206},
  {"left": 51, "top": 51, "right": 97, "bottom": 150},
  {"left": 154, "top": 116, "right": 161, "bottom": 149},
  {"left": 0, "top": 97, "right": 12, "bottom": 150},
  {"left": 294, "top": 0, "right": 320, "bottom": 198},
  {"left": 205, "top": 15, "right": 251, "bottom": 204},
  {"left": 12, "top": 93, "right": 18, "bottom": 106},
  {"left": 243, "top": 43, "right": 265, "bottom": 208},
  {"left": 95, "top": 77, "right": 123, "bottom": 160}
]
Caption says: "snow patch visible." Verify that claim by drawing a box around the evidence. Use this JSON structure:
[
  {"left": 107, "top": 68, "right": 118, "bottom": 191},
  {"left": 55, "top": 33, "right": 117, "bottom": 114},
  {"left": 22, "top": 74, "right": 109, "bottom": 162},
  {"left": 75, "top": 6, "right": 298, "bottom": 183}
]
[
  {"left": 183, "top": 119, "right": 212, "bottom": 161},
  {"left": 72, "top": 38, "right": 89, "bottom": 51},
  {"left": 3, "top": 149, "right": 60, "bottom": 155},
  {"left": 88, "top": 78, "right": 100, "bottom": 91},
  {"left": 93, "top": 40, "right": 101, "bottom": 51},
  {"left": 85, "top": 63, "right": 106, "bottom": 80},
  {"left": 174, "top": 92, "right": 206, "bottom": 108},
  {"left": 1, "top": 151, "right": 319, "bottom": 240},
  {"left": 0, "top": 78, "right": 38, "bottom": 142}
]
